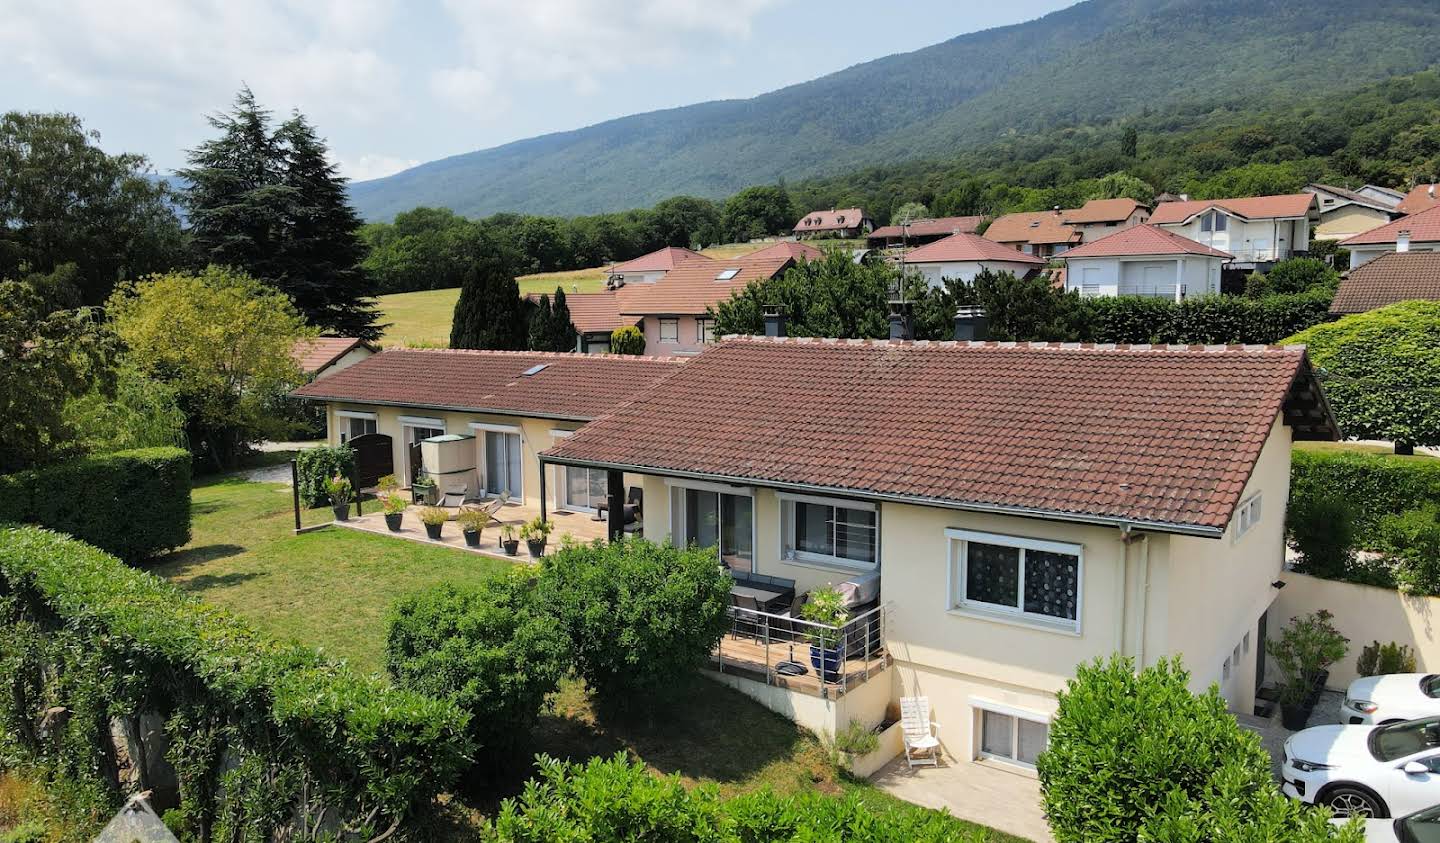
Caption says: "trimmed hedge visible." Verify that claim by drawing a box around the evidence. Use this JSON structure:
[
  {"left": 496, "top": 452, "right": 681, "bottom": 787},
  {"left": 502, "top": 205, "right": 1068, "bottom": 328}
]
[
  {"left": 295, "top": 444, "right": 354, "bottom": 507},
  {"left": 1291, "top": 449, "right": 1440, "bottom": 539},
  {"left": 1082, "top": 289, "right": 1333, "bottom": 345},
  {"left": 0, "top": 525, "right": 472, "bottom": 839},
  {"left": 0, "top": 447, "right": 191, "bottom": 562}
]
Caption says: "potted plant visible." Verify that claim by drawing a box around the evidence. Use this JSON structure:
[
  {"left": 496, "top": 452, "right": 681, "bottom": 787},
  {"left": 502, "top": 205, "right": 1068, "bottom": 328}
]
[
  {"left": 381, "top": 493, "right": 408, "bottom": 531},
  {"left": 1266, "top": 609, "right": 1349, "bottom": 730},
  {"left": 800, "top": 586, "right": 850, "bottom": 683},
  {"left": 377, "top": 474, "right": 399, "bottom": 493},
  {"left": 500, "top": 524, "right": 520, "bottom": 556},
  {"left": 411, "top": 474, "right": 436, "bottom": 505},
  {"left": 325, "top": 475, "right": 353, "bottom": 522},
  {"left": 419, "top": 506, "right": 448, "bottom": 540},
  {"left": 458, "top": 509, "right": 491, "bottom": 548},
  {"left": 519, "top": 517, "right": 553, "bottom": 559}
]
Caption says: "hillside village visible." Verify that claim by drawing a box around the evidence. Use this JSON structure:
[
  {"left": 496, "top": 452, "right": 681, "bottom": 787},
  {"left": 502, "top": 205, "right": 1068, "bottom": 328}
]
[{"left": 9, "top": 3, "right": 1440, "bottom": 843}]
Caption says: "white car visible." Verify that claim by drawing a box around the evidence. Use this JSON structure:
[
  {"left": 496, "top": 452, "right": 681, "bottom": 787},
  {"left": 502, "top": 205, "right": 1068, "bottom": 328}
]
[
  {"left": 1283, "top": 717, "right": 1440, "bottom": 818},
  {"left": 1343, "top": 675, "right": 1440, "bottom": 726},
  {"left": 1334, "top": 803, "right": 1440, "bottom": 842}
]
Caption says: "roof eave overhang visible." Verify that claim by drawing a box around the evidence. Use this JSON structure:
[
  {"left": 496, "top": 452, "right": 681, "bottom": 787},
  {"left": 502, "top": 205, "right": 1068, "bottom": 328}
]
[
  {"left": 538, "top": 454, "right": 1226, "bottom": 539},
  {"left": 288, "top": 393, "right": 594, "bottom": 423}
]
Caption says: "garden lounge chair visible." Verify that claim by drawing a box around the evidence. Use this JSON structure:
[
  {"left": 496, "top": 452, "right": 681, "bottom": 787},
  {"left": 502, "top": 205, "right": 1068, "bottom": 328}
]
[
  {"left": 900, "top": 696, "right": 941, "bottom": 768},
  {"left": 457, "top": 492, "right": 507, "bottom": 520}
]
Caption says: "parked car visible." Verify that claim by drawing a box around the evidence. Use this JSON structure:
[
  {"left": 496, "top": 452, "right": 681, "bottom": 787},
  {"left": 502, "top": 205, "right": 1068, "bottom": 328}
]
[
  {"left": 1283, "top": 717, "right": 1440, "bottom": 818},
  {"left": 1333, "top": 803, "right": 1440, "bottom": 842},
  {"left": 1344, "top": 675, "right": 1440, "bottom": 725}
]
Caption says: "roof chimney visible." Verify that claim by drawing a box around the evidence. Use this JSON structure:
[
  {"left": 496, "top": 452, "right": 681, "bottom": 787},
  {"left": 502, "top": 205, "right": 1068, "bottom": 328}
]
[
  {"left": 954, "top": 305, "right": 989, "bottom": 342},
  {"left": 1429, "top": 184, "right": 1435, "bottom": 199},
  {"left": 762, "top": 304, "right": 787, "bottom": 338},
  {"left": 1052, "top": 205, "right": 1062, "bottom": 215},
  {"left": 1398, "top": 230, "right": 1412, "bottom": 252},
  {"left": 888, "top": 301, "right": 913, "bottom": 341}
]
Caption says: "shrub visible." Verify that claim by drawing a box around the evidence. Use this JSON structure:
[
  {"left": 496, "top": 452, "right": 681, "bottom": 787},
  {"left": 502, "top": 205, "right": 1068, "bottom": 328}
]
[
  {"left": 1266, "top": 611, "right": 1349, "bottom": 706},
  {"left": 457, "top": 509, "right": 492, "bottom": 533},
  {"left": 1291, "top": 449, "right": 1440, "bottom": 540},
  {"left": 1356, "top": 640, "right": 1418, "bottom": 677},
  {"left": 1078, "top": 289, "right": 1333, "bottom": 345},
  {"left": 294, "top": 444, "right": 354, "bottom": 507},
  {"left": 1038, "top": 656, "right": 1356, "bottom": 842},
  {"left": 535, "top": 538, "right": 731, "bottom": 710},
  {"left": 1376, "top": 505, "right": 1440, "bottom": 595},
  {"left": 323, "top": 474, "right": 352, "bottom": 507},
  {"left": 610, "top": 325, "right": 645, "bottom": 355},
  {"left": 1287, "top": 492, "right": 1357, "bottom": 580},
  {"left": 418, "top": 505, "right": 449, "bottom": 526},
  {"left": 386, "top": 574, "right": 569, "bottom": 756},
  {"left": 0, "top": 447, "right": 190, "bottom": 563},
  {"left": 0, "top": 525, "right": 471, "bottom": 838},
  {"left": 831, "top": 719, "right": 880, "bottom": 757},
  {"left": 381, "top": 492, "right": 409, "bottom": 515},
  {"left": 1245, "top": 257, "right": 1339, "bottom": 298}
]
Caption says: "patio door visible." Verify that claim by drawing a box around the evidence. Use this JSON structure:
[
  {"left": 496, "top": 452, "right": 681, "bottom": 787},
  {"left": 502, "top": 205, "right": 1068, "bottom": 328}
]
[
  {"left": 483, "top": 430, "right": 523, "bottom": 498},
  {"left": 561, "top": 466, "right": 607, "bottom": 511},
  {"left": 670, "top": 483, "right": 753, "bottom": 571}
]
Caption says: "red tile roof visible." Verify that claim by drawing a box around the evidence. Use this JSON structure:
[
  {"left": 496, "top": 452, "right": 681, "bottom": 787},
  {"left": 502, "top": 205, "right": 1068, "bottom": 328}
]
[
  {"left": 744, "top": 241, "right": 825, "bottom": 262},
  {"left": 1396, "top": 184, "right": 1440, "bottom": 215},
  {"left": 1148, "top": 194, "right": 1317, "bottom": 225},
  {"left": 904, "top": 233, "right": 1047, "bottom": 265},
  {"left": 1063, "top": 198, "right": 1147, "bottom": 225},
  {"left": 869, "top": 216, "right": 985, "bottom": 240},
  {"left": 291, "top": 348, "right": 684, "bottom": 420},
  {"left": 525, "top": 292, "right": 635, "bottom": 335},
  {"left": 983, "top": 210, "right": 1081, "bottom": 246},
  {"left": 1341, "top": 204, "right": 1440, "bottom": 246},
  {"left": 291, "top": 337, "right": 375, "bottom": 373},
  {"left": 1061, "top": 224, "right": 1233, "bottom": 259},
  {"left": 1330, "top": 252, "right": 1440, "bottom": 315},
  {"left": 617, "top": 255, "right": 794, "bottom": 316},
  {"left": 542, "top": 338, "right": 1335, "bottom": 534},
  {"left": 609, "top": 246, "right": 710, "bottom": 274},
  {"left": 793, "top": 208, "right": 868, "bottom": 234}
]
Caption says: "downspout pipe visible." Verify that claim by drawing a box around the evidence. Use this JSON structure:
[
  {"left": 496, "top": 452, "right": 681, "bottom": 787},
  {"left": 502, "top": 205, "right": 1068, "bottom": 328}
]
[{"left": 1121, "top": 527, "right": 1151, "bottom": 668}]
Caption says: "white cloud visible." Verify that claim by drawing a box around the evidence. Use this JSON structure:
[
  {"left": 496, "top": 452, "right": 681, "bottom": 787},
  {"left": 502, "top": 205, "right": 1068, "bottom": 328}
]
[{"left": 337, "top": 153, "right": 421, "bottom": 181}]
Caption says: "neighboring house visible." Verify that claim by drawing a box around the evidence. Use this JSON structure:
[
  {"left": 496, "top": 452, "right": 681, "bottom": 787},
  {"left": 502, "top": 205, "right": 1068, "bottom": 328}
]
[
  {"left": 291, "top": 337, "right": 377, "bottom": 380},
  {"left": 1340, "top": 204, "right": 1440, "bottom": 268},
  {"left": 743, "top": 240, "right": 825, "bottom": 262},
  {"left": 1060, "top": 224, "right": 1231, "bottom": 299},
  {"left": 1356, "top": 184, "right": 1406, "bottom": 208},
  {"left": 1061, "top": 198, "right": 1151, "bottom": 243},
  {"left": 540, "top": 336, "right": 1337, "bottom": 775},
  {"left": 290, "top": 349, "right": 683, "bottom": 506},
  {"left": 607, "top": 246, "right": 710, "bottom": 287},
  {"left": 1329, "top": 252, "right": 1440, "bottom": 316},
  {"left": 615, "top": 254, "right": 795, "bottom": 357},
  {"left": 983, "top": 208, "right": 1081, "bottom": 258},
  {"left": 1395, "top": 183, "right": 1440, "bottom": 216},
  {"left": 1149, "top": 193, "right": 1318, "bottom": 267},
  {"left": 901, "top": 232, "right": 1046, "bottom": 286},
  {"left": 793, "top": 208, "right": 873, "bottom": 239},
  {"left": 524, "top": 291, "right": 638, "bottom": 354},
  {"left": 1303, "top": 183, "right": 1402, "bottom": 241},
  {"left": 867, "top": 216, "right": 985, "bottom": 249}
]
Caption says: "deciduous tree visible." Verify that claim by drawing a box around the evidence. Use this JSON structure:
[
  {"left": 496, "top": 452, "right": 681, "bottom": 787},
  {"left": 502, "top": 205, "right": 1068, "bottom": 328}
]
[{"left": 721, "top": 185, "right": 795, "bottom": 242}]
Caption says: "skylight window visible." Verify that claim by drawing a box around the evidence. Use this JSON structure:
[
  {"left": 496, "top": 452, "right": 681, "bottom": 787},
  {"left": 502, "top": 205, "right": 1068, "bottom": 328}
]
[
  {"left": 521, "top": 364, "right": 548, "bottom": 376},
  {"left": 716, "top": 268, "right": 740, "bottom": 281}
]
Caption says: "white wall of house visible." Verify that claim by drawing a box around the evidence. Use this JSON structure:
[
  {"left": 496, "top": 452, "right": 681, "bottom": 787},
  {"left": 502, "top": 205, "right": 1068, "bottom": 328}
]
[
  {"left": 313, "top": 346, "right": 374, "bottom": 380},
  {"left": 1064, "top": 255, "right": 1221, "bottom": 299},
  {"left": 1349, "top": 242, "right": 1440, "bottom": 268},
  {"left": 909, "top": 259, "right": 1041, "bottom": 287},
  {"left": 1159, "top": 214, "right": 1310, "bottom": 262}
]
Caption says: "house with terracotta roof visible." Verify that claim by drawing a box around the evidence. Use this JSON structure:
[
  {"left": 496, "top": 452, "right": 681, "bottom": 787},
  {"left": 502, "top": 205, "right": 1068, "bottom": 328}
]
[
  {"left": 539, "top": 335, "right": 1336, "bottom": 780},
  {"left": 291, "top": 348, "right": 684, "bottom": 509},
  {"left": 1396, "top": 183, "right": 1440, "bottom": 216},
  {"left": 983, "top": 208, "right": 1082, "bottom": 258},
  {"left": 615, "top": 253, "right": 795, "bottom": 357},
  {"left": 867, "top": 216, "right": 984, "bottom": 249},
  {"left": 1303, "top": 184, "right": 1403, "bottom": 242},
  {"left": 792, "top": 208, "right": 873, "bottom": 239},
  {"left": 1061, "top": 198, "right": 1151, "bottom": 243},
  {"left": 743, "top": 240, "right": 825, "bottom": 262},
  {"left": 901, "top": 232, "right": 1046, "bottom": 286},
  {"left": 606, "top": 246, "right": 710, "bottom": 286},
  {"left": 290, "top": 337, "right": 377, "bottom": 380},
  {"left": 1340, "top": 204, "right": 1440, "bottom": 268},
  {"left": 523, "top": 291, "right": 640, "bottom": 355},
  {"left": 1059, "top": 224, "right": 1231, "bottom": 299},
  {"left": 1149, "top": 194, "right": 1318, "bottom": 267},
  {"left": 1330, "top": 252, "right": 1440, "bottom": 316}
]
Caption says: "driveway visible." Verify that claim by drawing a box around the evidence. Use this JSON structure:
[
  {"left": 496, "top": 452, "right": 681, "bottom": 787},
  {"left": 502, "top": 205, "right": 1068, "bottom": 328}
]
[{"left": 1239, "top": 690, "right": 1344, "bottom": 778}]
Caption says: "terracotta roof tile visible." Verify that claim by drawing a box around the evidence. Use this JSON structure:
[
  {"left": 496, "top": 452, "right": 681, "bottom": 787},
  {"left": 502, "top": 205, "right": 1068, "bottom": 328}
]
[
  {"left": 1341, "top": 204, "right": 1440, "bottom": 246},
  {"left": 291, "top": 337, "right": 374, "bottom": 373},
  {"left": 617, "top": 255, "right": 793, "bottom": 316},
  {"left": 793, "top": 208, "right": 868, "bottom": 234},
  {"left": 869, "top": 216, "right": 985, "bottom": 240},
  {"left": 983, "top": 210, "right": 1081, "bottom": 246},
  {"left": 525, "top": 292, "right": 635, "bottom": 334},
  {"left": 1062, "top": 224, "right": 1233, "bottom": 259},
  {"left": 291, "top": 348, "right": 683, "bottom": 420},
  {"left": 1063, "top": 198, "right": 1147, "bottom": 224},
  {"left": 1396, "top": 184, "right": 1440, "bottom": 215},
  {"left": 610, "top": 246, "right": 710, "bottom": 273},
  {"left": 744, "top": 241, "right": 825, "bottom": 261},
  {"left": 1330, "top": 252, "right": 1440, "bottom": 314},
  {"left": 1148, "top": 194, "right": 1316, "bottom": 225},
  {"left": 905, "top": 233, "right": 1047, "bottom": 265},
  {"left": 543, "top": 338, "right": 1334, "bottom": 533}
]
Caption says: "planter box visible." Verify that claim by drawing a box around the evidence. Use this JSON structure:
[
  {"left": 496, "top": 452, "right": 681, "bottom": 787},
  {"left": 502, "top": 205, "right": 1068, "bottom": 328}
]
[{"left": 844, "top": 720, "right": 904, "bottom": 779}]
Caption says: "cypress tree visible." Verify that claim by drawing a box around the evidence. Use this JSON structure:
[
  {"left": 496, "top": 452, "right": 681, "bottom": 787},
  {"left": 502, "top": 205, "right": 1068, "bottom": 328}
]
[
  {"left": 549, "top": 288, "right": 578, "bottom": 352},
  {"left": 527, "top": 294, "right": 553, "bottom": 350},
  {"left": 450, "top": 262, "right": 527, "bottom": 350}
]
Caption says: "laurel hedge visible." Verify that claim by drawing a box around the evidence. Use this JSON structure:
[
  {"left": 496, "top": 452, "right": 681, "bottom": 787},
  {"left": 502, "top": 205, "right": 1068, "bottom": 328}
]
[
  {"left": 0, "top": 525, "right": 472, "bottom": 840},
  {"left": 0, "top": 447, "right": 191, "bottom": 563},
  {"left": 1082, "top": 289, "right": 1333, "bottom": 345},
  {"left": 1291, "top": 448, "right": 1440, "bottom": 539}
]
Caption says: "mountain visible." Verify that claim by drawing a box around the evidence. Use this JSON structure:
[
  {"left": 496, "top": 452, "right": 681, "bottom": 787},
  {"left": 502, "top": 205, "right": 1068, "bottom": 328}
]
[{"left": 349, "top": 0, "right": 1440, "bottom": 221}]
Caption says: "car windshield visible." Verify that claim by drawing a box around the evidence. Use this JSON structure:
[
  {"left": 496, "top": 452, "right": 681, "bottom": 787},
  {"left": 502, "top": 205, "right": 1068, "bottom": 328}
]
[
  {"left": 1422, "top": 675, "right": 1440, "bottom": 699},
  {"left": 1370, "top": 718, "right": 1440, "bottom": 762},
  {"left": 1400, "top": 803, "right": 1440, "bottom": 843}
]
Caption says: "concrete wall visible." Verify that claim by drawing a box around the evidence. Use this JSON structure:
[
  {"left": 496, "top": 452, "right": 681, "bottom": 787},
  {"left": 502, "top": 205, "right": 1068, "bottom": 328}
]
[{"left": 1316, "top": 205, "right": 1392, "bottom": 242}]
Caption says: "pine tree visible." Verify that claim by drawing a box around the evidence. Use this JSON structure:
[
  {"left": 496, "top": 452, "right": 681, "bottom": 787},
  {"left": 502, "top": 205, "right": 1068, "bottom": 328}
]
[
  {"left": 450, "top": 262, "right": 527, "bottom": 350},
  {"left": 549, "top": 288, "right": 578, "bottom": 352},
  {"left": 527, "top": 294, "right": 553, "bottom": 350}
]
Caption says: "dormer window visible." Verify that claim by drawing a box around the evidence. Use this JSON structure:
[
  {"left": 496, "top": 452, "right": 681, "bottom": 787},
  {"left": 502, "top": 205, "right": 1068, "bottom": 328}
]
[
  {"left": 837, "top": 215, "right": 846, "bottom": 224},
  {"left": 1029, "top": 221, "right": 1040, "bottom": 228}
]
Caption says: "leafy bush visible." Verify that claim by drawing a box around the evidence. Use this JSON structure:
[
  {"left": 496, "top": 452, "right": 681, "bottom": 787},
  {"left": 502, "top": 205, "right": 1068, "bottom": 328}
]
[
  {"left": 0, "top": 525, "right": 471, "bottom": 838},
  {"left": 1038, "top": 656, "right": 1356, "bottom": 842},
  {"left": 0, "top": 447, "right": 190, "bottom": 562},
  {"left": 294, "top": 443, "right": 353, "bottom": 507},
  {"left": 609, "top": 325, "right": 646, "bottom": 355},
  {"left": 1287, "top": 492, "right": 1357, "bottom": 580},
  {"left": 1266, "top": 611, "right": 1349, "bottom": 705},
  {"left": 1291, "top": 448, "right": 1440, "bottom": 540},
  {"left": 832, "top": 719, "right": 880, "bottom": 757},
  {"left": 1082, "top": 289, "right": 1332, "bottom": 344},
  {"left": 387, "top": 574, "right": 569, "bottom": 755},
  {"left": 535, "top": 538, "right": 731, "bottom": 710},
  {"left": 1376, "top": 505, "right": 1440, "bottom": 596},
  {"left": 1245, "top": 257, "right": 1339, "bottom": 298},
  {"left": 1356, "top": 640, "right": 1418, "bottom": 677}
]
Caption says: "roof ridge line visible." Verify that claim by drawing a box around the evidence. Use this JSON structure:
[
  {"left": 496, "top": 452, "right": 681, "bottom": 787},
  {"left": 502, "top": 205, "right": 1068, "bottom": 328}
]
[{"left": 378, "top": 346, "right": 686, "bottom": 364}]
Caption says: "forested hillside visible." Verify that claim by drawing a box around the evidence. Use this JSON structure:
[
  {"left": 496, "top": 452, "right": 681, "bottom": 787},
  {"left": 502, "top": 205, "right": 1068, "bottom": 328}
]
[{"left": 349, "top": 0, "right": 1440, "bottom": 219}]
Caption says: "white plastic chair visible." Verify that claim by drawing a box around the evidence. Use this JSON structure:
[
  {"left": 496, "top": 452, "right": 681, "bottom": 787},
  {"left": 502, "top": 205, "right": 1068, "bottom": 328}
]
[{"left": 900, "top": 696, "right": 941, "bottom": 768}]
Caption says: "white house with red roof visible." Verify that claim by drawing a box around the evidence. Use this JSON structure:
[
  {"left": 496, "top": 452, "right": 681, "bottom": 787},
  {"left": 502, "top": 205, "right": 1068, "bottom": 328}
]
[
  {"left": 1149, "top": 194, "right": 1318, "bottom": 266},
  {"left": 1340, "top": 203, "right": 1440, "bottom": 268},
  {"left": 606, "top": 246, "right": 710, "bottom": 286},
  {"left": 902, "top": 232, "right": 1046, "bottom": 286},
  {"left": 290, "top": 337, "right": 377, "bottom": 379},
  {"left": 1060, "top": 224, "right": 1232, "bottom": 300}
]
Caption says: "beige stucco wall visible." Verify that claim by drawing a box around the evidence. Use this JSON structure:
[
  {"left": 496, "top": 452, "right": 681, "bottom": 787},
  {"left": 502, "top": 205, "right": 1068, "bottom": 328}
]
[
  {"left": 313, "top": 346, "right": 374, "bottom": 380},
  {"left": 1315, "top": 205, "right": 1392, "bottom": 242}
]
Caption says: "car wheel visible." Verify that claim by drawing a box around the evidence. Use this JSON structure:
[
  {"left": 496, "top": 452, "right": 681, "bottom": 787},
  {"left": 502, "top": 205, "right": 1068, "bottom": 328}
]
[{"left": 1322, "top": 785, "right": 1386, "bottom": 819}]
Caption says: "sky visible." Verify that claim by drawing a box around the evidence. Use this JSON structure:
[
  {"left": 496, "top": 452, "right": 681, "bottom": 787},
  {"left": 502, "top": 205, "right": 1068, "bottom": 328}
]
[{"left": 1, "top": 0, "right": 1075, "bottom": 182}]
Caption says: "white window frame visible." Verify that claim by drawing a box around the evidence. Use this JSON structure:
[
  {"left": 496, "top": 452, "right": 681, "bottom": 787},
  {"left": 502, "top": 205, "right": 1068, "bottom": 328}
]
[
  {"left": 469, "top": 422, "right": 523, "bottom": 500},
  {"left": 336, "top": 410, "right": 378, "bottom": 443},
  {"left": 946, "top": 528, "right": 1083, "bottom": 634},
  {"left": 659, "top": 318, "right": 679, "bottom": 343},
  {"left": 549, "top": 429, "right": 606, "bottom": 512},
  {"left": 696, "top": 317, "right": 715, "bottom": 344},
  {"left": 665, "top": 479, "right": 756, "bottom": 571},
  {"left": 1233, "top": 493, "right": 1262, "bottom": 541},
  {"left": 398, "top": 417, "right": 446, "bottom": 486},
  {"left": 778, "top": 492, "right": 879, "bottom": 573},
  {"left": 971, "top": 698, "right": 1051, "bottom": 770}
]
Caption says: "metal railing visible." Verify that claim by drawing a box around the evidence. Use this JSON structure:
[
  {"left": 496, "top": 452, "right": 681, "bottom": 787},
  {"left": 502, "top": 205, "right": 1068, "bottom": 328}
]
[
  {"left": 1224, "top": 247, "right": 1293, "bottom": 263},
  {"left": 715, "top": 602, "right": 889, "bottom": 699}
]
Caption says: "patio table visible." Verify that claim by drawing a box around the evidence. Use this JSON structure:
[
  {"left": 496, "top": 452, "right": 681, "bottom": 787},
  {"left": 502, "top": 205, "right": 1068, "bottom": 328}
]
[{"left": 730, "top": 583, "right": 792, "bottom": 612}]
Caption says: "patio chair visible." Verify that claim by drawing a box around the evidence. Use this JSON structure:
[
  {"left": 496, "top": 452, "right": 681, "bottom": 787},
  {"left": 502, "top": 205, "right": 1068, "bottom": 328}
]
[
  {"left": 732, "top": 593, "right": 763, "bottom": 641},
  {"left": 900, "top": 696, "right": 942, "bottom": 768},
  {"left": 458, "top": 492, "right": 508, "bottom": 519},
  {"left": 440, "top": 484, "right": 468, "bottom": 508}
]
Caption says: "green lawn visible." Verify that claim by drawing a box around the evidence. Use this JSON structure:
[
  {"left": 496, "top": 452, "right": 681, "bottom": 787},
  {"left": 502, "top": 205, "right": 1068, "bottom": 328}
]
[{"left": 1294, "top": 441, "right": 1439, "bottom": 459}]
